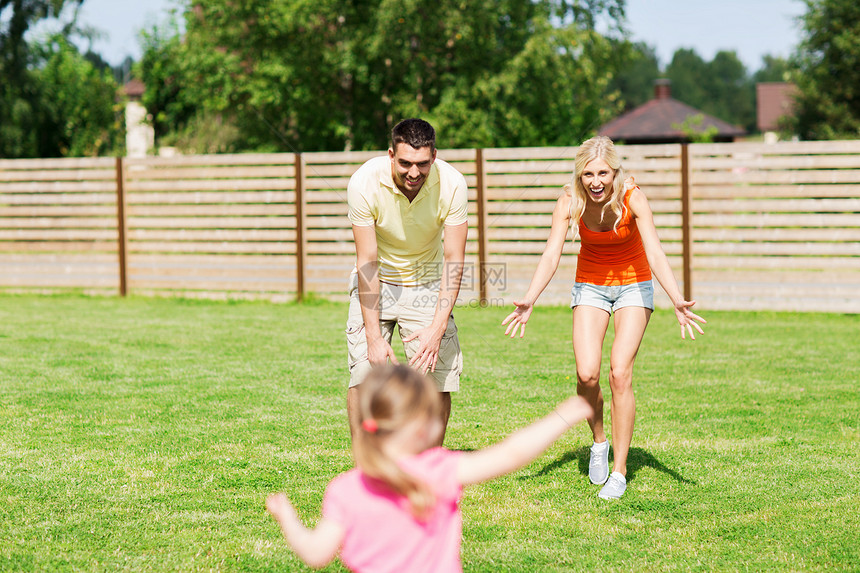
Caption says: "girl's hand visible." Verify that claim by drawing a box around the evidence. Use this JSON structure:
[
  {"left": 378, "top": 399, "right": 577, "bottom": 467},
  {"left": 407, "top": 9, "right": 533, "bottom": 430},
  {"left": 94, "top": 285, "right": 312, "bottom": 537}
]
[
  {"left": 265, "top": 492, "right": 345, "bottom": 568},
  {"left": 502, "top": 300, "right": 534, "bottom": 338},
  {"left": 266, "top": 493, "right": 299, "bottom": 525},
  {"left": 674, "top": 300, "right": 706, "bottom": 340}
]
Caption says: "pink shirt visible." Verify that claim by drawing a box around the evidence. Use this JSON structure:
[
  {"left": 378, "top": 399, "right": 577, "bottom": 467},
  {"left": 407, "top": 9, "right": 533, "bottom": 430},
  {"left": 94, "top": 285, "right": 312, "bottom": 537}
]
[{"left": 323, "top": 447, "right": 463, "bottom": 573}]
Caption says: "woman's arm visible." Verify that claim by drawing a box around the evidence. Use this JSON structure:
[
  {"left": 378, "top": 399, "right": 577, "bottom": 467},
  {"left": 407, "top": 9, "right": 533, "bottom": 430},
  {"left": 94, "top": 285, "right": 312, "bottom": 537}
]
[
  {"left": 629, "top": 188, "right": 706, "bottom": 339},
  {"left": 457, "top": 396, "right": 592, "bottom": 486},
  {"left": 502, "top": 194, "right": 573, "bottom": 338},
  {"left": 266, "top": 493, "right": 344, "bottom": 569}
]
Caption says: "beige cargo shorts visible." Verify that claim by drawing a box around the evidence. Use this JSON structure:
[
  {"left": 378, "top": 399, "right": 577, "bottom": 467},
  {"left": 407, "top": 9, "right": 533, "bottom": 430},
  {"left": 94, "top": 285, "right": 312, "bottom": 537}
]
[{"left": 345, "top": 271, "right": 463, "bottom": 392}]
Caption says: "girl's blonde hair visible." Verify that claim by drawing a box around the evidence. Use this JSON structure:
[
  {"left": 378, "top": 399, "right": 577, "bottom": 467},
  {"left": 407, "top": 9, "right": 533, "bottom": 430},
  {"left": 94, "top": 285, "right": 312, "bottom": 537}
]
[
  {"left": 564, "top": 135, "right": 628, "bottom": 235},
  {"left": 353, "top": 365, "right": 442, "bottom": 520}
]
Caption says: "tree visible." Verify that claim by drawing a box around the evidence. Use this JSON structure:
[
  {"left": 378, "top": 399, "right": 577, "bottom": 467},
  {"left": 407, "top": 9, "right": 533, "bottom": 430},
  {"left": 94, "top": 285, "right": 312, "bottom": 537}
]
[
  {"left": 753, "top": 55, "right": 791, "bottom": 83},
  {"left": 666, "top": 48, "right": 754, "bottom": 132},
  {"left": 35, "top": 36, "right": 123, "bottom": 156},
  {"left": 608, "top": 41, "right": 659, "bottom": 112},
  {"left": 137, "top": 0, "right": 630, "bottom": 152},
  {"left": 665, "top": 48, "right": 710, "bottom": 112},
  {"left": 430, "top": 23, "right": 626, "bottom": 148},
  {"left": 0, "top": 0, "right": 82, "bottom": 80},
  {"left": 1, "top": 0, "right": 122, "bottom": 158},
  {"left": 707, "top": 50, "right": 755, "bottom": 132},
  {"left": 1, "top": 0, "right": 83, "bottom": 157},
  {"left": 137, "top": 18, "right": 198, "bottom": 143},
  {"left": 789, "top": 0, "right": 860, "bottom": 139},
  {"left": 138, "top": 1, "right": 364, "bottom": 152},
  {"left": 672, "top": 114, "right": 718, "bottom": 143}
]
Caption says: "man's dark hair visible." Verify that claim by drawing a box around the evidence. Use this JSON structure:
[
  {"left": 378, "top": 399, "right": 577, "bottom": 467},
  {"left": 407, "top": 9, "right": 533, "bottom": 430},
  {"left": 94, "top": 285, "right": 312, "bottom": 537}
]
[{"left": 391, "top": 118, "right": 436, "bottom": 152}]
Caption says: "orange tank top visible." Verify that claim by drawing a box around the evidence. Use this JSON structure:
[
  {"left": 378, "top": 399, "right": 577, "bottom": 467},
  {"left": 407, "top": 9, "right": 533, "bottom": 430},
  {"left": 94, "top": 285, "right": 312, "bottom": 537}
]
[{"left": 575, "top": 180, "right": 651, "bottom": 286}]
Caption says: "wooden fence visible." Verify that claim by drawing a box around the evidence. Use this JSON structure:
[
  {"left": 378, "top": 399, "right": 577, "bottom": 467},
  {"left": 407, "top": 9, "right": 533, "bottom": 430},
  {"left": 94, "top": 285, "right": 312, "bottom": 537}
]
[{"left": 1, "top": 141, "right": 859, "bottom": 313}]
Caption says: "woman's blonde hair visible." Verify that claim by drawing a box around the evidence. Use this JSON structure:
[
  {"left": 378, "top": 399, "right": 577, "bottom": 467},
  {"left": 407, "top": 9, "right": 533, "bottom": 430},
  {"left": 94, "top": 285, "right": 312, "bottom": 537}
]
[
  {"left": 564, "top": 135, "right": 628, "bottom": 235},
  {"left": 353, "top": 365, "right": 442, "bottom": 520}
]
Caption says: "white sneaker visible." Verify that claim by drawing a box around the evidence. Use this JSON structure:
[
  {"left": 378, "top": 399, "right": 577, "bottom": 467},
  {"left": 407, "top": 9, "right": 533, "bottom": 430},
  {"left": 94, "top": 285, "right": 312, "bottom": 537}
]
[
  {"left": 588, "top": 441, "right": 610, "bottom": 485},
  {"left": 598, "top": 472, "right": 627, "bottom": 500}
]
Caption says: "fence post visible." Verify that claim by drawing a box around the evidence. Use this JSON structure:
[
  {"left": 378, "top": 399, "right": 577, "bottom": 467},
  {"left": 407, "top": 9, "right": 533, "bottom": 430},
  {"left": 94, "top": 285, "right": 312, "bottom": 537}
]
[
  {"left": 294, "top": 153, "right": 307, "bottom": 302},
  {"left": 680, "top": 143, "right": 692, "bottom": 301},
  {"left": 475, "top": 148, "right": 489, "bottom": 304},
  {"left": 115, "top": 157, "right": 128, "bottom": 297}
]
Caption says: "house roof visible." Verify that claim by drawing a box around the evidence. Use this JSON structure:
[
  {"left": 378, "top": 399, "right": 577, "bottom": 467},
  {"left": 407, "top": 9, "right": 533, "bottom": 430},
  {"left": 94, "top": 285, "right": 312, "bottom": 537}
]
[
  {"left": 122, "top": 78, "right": 146, "bottom": 99},
  {"left": 598, "top": 80, "right": 745, "bottom": 143}
]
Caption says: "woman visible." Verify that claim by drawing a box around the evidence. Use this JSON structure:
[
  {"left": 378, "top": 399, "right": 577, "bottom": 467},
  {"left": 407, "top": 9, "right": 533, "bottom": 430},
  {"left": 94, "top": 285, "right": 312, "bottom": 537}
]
[{"left": 502, "top": 136, "right": 705, "bottom": 499}]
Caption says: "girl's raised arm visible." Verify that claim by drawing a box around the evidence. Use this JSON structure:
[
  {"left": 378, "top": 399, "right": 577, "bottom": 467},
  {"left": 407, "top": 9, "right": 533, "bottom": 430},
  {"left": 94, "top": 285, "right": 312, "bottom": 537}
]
[
  {"left": 502, "top": 194, "right": 573, "bottom": 338},
  {"left": 457, "top": 396, "right": 592, "bottom": 486},
  {"left": 629, "top": 188, "right": 706, "bottom": 339},
  {"left": 266, "top": 493, "right": 344, "bottom": 569}
]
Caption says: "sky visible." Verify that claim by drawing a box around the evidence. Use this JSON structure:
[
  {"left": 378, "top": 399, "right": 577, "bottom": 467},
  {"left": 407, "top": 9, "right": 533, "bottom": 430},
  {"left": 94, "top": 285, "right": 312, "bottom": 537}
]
[
  {"left": 58, "top": 0, "right": 805, "bottom": 71},
  {"left": 624, "top": 0, "right": 806, "bottom": 70}
]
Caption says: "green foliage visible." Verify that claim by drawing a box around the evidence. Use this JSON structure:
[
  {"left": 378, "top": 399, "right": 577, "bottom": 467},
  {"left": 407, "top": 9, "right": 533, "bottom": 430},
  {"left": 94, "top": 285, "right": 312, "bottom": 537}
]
[
  {"left": 0, "top": 0, "right": 123, "bottom": 158},
  {"left": 752, "top": 54, "right": 791, "bottom": 83},
  {"left": 664, "top": 48, "right": 708, "bottom": 107},
  {"left": 0, "top": 0, "right": 81, "bottom": 81},
  {"left": 607, "top": 41, "right": 660, "bottom": 112},
  {"left": 0, "top": 294, "right": 857, "bottom": 570},
  {"left": 137, "top": 0, "right": 628, "bottom": 152},
  {"left": 0, "top": 86, "right": 38, "bottom": 157},
  {"left": 137, "top": 19, "right": 198, "bottom": 142},
  {"left": 671, "top": 113, "right": 719, "bottom": 143},
  {"left": 431, "top": 24, "right": 625, "bottom": 148},
  {"left": 708, "top": 51, "right": 756, "bottom": 130},
  {"left": 789, "top": 0, "right": 860, "bottom": 139},
  {"left": 665, "top": 48, "right": 754, "bottom": 132},
  {"left": 35, "top": 36, "right": 124, "bottom": 156},
  {"left": 1, "top": 0, "right": 76, "bottom": 157},
  {"left": 160, "top": 110, "right": 243, "bottom": 154}
]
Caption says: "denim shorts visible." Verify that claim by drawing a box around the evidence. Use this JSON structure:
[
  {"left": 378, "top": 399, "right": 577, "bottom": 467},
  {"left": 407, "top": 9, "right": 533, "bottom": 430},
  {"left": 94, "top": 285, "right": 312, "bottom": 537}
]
[{"left": 570, "top": 280, "right": 654, "bottom": 313}]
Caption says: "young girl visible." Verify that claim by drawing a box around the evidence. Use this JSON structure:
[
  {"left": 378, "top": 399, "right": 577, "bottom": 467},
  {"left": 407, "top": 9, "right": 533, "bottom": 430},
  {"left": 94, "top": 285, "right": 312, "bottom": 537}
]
[
  {"left": 266, "top": 364, "right": 591, "bottom": 572},
  {"left": 502, "top": 136, "right": 706, "bottom": 500}
]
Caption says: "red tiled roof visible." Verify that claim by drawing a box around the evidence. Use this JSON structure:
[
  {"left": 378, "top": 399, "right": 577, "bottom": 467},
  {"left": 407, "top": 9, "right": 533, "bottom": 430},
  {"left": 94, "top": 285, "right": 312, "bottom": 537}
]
[
  {"left": 598, "top": 81, "right": 745, "bottom": 143},
  {"left": 599, "top": 97, "right": 745, "bottom": 142},
  {"left": 122, "top": 78, "right": 146, "bottom": 99}
]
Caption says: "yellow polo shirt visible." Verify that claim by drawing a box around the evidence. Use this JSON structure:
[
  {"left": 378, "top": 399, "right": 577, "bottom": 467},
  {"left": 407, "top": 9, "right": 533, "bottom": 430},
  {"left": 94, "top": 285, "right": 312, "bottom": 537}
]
[{"left": 347, "top": 156, "right": 469, "bottom": 286}]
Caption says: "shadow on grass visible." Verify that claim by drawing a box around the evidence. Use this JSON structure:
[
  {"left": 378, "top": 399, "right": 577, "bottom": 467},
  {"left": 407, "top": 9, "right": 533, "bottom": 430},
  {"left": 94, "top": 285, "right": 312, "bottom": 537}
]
[{"left": 521, "top": 446, "right": 695, "bottom": 485}]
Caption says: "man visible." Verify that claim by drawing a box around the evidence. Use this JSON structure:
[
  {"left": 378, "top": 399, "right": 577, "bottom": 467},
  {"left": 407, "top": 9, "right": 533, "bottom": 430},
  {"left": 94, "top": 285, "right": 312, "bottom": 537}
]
[{"left": 345, "top": 118, "right": 468, "bottom": 445}]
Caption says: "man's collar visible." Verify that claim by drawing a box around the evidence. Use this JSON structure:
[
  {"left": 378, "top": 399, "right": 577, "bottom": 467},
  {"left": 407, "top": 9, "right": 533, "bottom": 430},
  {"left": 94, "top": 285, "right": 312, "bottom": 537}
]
[{"left": 379, "top": 157, "right": 396, "bottom": 191}]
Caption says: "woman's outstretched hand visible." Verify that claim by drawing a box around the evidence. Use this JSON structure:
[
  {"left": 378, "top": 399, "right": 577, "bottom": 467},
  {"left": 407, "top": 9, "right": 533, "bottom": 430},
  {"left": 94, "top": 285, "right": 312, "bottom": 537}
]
[
  {"left": 674, "top": 300, "right": 706, "bottom": 340},
  {"left": 502, "top": 300, "right": 534, "bottom": 338}
]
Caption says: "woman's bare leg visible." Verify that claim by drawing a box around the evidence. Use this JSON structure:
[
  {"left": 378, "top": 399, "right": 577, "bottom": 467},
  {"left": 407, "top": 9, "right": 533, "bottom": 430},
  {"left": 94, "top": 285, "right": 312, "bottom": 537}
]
[
  {"left": 572, "top": 305, "right": 611, "bottom": 442},
  {"left": 607, "top": 306, "right": 651, "bottom": 476}
]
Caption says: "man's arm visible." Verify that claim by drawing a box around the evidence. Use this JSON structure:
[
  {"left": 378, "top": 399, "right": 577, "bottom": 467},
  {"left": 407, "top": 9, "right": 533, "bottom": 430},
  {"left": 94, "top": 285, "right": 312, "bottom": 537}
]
[
  {"left": 405, "top": 221, "right": 468, "bottom": 373},
  {"left": 353, "top": 224, "right": 398, "bottom": 365}
]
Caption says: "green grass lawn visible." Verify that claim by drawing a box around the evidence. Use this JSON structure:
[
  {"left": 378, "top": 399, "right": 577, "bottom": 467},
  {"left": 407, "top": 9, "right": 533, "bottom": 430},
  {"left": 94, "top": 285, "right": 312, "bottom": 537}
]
[{"left": 0, "top": 293, "right": 857, "bottom": 571}]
